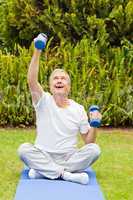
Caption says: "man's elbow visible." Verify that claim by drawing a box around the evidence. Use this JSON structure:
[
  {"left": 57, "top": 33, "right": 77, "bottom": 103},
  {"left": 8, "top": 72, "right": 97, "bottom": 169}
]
[{"left": 27, "top": 78, "right": 37, "bottom": 88}]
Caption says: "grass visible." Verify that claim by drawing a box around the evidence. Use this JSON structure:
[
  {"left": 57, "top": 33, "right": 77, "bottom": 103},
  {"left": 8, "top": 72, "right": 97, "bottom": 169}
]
[{"left": 0, "top": 128, "right": 133, "bottom": 200}]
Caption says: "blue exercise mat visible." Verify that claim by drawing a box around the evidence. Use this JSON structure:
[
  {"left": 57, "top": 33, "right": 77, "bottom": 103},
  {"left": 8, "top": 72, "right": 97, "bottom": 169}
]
[{"left": 14, "top": 168, "right": 105, "bottom": 200}]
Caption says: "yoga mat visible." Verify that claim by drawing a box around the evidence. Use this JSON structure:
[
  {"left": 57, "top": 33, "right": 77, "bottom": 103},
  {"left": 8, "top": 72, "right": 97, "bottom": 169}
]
[{"left": 14, "top": 168, "right": 105, "bottom": 200}]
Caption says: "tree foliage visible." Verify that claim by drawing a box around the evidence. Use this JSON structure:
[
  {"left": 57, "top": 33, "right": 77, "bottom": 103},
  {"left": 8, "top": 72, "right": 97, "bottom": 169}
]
[
  {"left": 0, "top": 0, "right": 133, "bottom": 127},
  {"left": 0, "top": 0, "right": 133, "bottom": 50}
]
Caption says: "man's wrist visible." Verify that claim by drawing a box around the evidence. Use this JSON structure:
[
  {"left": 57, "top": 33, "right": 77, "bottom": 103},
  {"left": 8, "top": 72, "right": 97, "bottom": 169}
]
[
  {"left": 90, "top": 127, "right": 97, "bottom": 132},
  {"left": 34, "top": 48, "right": 42, "bottom": 54}
]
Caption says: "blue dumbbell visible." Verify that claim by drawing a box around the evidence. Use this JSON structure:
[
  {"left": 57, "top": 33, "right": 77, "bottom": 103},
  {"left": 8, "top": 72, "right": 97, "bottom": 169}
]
[
  {"left": 89, "top": 105, "right": 101, "bottom": 128},
  {"left": 34, "top": 33, "right": 48, "bottom": 50}
]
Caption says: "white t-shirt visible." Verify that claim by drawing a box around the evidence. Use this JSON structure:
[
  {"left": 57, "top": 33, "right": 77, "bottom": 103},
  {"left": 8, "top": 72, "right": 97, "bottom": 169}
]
[{"left": 33, "top": 92, "right": 90, "bottom": 153}]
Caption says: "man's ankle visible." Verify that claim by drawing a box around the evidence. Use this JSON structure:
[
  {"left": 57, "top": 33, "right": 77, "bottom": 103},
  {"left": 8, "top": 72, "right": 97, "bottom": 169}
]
[
  {"left": 62, "top": 171, "right": 89, "bottom": 185},
  {"left": 28, "top": 169, "right": 44, "bottom": 179}
]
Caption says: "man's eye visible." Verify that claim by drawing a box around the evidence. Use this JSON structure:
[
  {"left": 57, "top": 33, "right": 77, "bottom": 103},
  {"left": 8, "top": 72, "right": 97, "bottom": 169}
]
[{"left": 54, "top": 77, "right": 58, "bottom": 80}]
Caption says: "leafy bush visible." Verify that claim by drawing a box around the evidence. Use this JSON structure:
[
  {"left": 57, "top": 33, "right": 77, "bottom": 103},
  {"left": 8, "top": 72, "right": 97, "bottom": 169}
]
[{"left": 0, "top": 38, "right": 133, "bottom": 127}]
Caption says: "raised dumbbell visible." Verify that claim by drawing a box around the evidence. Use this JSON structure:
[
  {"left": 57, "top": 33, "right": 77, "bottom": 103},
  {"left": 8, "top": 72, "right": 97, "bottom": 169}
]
[{"left": 34, "top": 33, "right": 48, "bottom": 50}]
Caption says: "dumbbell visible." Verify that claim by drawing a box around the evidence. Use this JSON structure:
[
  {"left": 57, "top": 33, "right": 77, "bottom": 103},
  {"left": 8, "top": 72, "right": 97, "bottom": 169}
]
[
  {"left": 34, "top": 33, "right": 48, "bottom": 50},
  {"left": 88, "top": 105, "right": 101, "bottom": 128}
]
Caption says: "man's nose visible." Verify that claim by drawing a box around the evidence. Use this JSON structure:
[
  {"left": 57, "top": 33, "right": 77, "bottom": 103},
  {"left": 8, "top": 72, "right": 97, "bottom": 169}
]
[{"left": 57, "top": 79, "right": 62, "bottom": 83}]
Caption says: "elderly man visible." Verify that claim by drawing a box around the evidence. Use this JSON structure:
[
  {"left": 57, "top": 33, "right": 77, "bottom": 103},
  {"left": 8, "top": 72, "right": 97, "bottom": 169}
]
[{"left": 18, "top": 40, "right": 102, "bottom": 185}]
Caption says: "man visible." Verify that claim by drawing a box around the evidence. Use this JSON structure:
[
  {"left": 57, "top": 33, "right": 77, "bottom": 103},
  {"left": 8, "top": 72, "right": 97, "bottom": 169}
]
[{"left": 18, "top": 40, "right": 102, "bottom": 185}]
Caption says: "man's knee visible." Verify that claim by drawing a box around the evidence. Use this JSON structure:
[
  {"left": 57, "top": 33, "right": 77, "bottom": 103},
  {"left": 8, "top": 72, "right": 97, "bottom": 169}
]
[
  {"left": 86, "top": 143, "right": 101, "bottom": 159},
  {"left": 92, "top": 143, "right": 101, "bottom": 158},
  {"left": 17, "top": 143, "right": 32, "bottom": 159}
]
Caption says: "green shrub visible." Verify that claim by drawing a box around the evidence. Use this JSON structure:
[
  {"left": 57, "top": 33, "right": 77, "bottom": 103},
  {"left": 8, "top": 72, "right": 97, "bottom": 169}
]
[{"left": 0, "top": 38, "right": 133, "bottom": 127}]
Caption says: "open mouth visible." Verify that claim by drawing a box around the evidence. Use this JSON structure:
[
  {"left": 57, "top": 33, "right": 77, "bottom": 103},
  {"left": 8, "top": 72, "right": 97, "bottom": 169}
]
[{"left": 55, "top": 85, "right": 64, "bottom": 89}]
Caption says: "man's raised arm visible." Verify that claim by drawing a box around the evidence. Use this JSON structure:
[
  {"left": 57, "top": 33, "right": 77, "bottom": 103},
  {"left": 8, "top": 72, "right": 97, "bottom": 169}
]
[{"left": 28, "top": 49, "right": 44, "bottom": 105}]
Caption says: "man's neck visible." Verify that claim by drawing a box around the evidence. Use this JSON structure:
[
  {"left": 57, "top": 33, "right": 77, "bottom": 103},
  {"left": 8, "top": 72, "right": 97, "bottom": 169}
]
[{"left": 53, "top": 94, "right": 70, "bottom": 108}]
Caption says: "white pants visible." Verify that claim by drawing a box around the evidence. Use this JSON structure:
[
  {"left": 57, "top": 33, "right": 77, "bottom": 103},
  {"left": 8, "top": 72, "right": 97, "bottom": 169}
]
[{"left": 18, "top": 143, "right": 101, "bottom": 179}]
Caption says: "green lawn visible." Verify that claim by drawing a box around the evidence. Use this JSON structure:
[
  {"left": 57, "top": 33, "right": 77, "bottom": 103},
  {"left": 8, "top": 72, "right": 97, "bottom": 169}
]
[{"left": 0, "top": 128, "right": 133, "bottom": 200}]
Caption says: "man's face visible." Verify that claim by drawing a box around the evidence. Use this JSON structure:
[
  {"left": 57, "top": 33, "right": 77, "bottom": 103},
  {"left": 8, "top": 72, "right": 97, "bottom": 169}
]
[{"left": 50, "top": 72, "right": 70, "bottom": 96}]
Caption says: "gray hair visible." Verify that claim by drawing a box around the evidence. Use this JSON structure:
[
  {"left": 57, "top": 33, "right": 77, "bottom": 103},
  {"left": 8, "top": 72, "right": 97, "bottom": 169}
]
[{"left": 49, "top": 68, "right": 71, "bottom": 85}]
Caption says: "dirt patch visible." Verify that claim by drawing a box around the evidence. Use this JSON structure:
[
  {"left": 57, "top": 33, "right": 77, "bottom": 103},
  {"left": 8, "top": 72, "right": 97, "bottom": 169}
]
[{"left": 99, "top": 127, "right": 133, "bottom": 133}]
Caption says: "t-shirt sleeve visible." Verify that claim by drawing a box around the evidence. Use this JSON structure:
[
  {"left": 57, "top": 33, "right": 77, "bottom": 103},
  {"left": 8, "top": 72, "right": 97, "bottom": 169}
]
[
  {"left": 32, "top": 92, "right": 50, "bottom": 111},
  {"left": 79, "top": 106, "right": 91, "bottom": 134}
]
